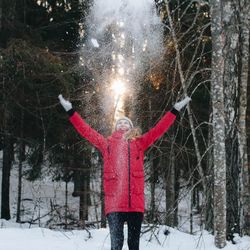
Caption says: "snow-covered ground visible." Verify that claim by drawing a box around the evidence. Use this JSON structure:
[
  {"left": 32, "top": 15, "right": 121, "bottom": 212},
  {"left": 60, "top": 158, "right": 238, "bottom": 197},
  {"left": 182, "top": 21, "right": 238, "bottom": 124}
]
[
  {"left": 0, "top": 219, "right": 250, "bottom": 250},
  {"left": 0, "top": 158, "right": 250, "bottom": 250}
]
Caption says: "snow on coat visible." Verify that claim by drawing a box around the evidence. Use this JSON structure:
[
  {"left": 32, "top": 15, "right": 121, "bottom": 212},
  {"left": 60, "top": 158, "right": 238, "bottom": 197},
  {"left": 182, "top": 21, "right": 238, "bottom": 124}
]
[{"left": 69, "top": 111, "right": 176, "bottom": 215}]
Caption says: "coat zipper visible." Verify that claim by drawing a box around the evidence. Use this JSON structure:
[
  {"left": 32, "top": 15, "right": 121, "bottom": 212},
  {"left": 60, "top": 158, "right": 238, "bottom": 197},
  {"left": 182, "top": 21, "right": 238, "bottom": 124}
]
[{"left": 128, "top": 141, "right": 131, "bottom": 208}]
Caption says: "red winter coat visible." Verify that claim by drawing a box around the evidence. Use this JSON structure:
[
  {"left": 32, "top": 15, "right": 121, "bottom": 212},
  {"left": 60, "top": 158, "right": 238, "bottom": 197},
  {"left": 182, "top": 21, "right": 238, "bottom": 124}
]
[{"left": 69, "top": 111, "right": 176, "bottom": 215}]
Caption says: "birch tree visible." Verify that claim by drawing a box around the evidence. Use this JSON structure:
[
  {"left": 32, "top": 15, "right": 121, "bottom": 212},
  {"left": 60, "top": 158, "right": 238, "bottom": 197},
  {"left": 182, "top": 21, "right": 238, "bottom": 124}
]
[
  {"left": 210, "top": 0, "right": 227, "bottom": 247},
  {"left": 220, "top": 0, "right": 250, "bottom": 238},
  {"left": 210, "top": 0, "right": 250, "bottom": 246},
  {"left": 222, "top": 0, "right": 241, "bottom": 240},
  {"left": 158, "top": 0, "right": 249, "bottom": 243},
  {"left": 237, "top": 0, "right": 250, "bottom": 235}
]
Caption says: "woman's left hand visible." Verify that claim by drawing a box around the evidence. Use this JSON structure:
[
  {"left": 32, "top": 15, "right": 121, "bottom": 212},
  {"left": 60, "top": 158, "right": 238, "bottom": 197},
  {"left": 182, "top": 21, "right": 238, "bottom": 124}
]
[{"left": 174, "top": 96, "right": 191, "bottom": 111}]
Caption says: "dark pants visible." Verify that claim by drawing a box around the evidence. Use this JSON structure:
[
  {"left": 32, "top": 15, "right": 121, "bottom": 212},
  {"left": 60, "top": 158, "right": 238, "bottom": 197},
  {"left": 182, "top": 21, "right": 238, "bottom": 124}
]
[{"left": 107, "top": 212, "right": 143, "bottom": 250}]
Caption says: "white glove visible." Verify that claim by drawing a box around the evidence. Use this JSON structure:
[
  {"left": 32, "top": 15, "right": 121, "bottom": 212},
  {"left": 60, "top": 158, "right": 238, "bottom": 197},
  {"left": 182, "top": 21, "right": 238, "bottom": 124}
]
[
  {"left": 58, "top": 94, "right": 72, "bottom": 112},
  {"left": 174, "top": 96, "right": 191, "bottom": 111}
]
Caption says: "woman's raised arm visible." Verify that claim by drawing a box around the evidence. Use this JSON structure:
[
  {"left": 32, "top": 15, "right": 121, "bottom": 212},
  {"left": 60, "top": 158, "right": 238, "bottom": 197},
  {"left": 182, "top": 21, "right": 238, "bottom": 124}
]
[
  {"left": 139, "top": 96, "right": 191, "bottom": 150},
  {"left": 58, "top": 94, "right": 107, "bottom": 153}
]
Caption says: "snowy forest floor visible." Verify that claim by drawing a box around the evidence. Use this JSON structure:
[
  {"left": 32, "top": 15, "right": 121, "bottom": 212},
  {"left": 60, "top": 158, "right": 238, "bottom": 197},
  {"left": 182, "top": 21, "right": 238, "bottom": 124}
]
[
  {"left": 0, "top": 162, "right": 250, "bottom": 249},
  {"left": 0, "top": 219, "right": 250, "bottom": 250}
]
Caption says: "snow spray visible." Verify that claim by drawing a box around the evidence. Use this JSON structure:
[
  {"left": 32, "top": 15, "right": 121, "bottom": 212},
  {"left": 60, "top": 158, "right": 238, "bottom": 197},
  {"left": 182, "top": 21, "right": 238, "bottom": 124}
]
[{"left": 82, "top": 0, "right": 164, "bottom": 126}]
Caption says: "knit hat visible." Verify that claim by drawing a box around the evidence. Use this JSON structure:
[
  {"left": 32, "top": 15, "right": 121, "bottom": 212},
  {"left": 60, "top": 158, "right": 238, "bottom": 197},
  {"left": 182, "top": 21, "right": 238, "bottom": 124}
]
[{"left": 115, "top": 117, "right": 133, "bottom": 130}]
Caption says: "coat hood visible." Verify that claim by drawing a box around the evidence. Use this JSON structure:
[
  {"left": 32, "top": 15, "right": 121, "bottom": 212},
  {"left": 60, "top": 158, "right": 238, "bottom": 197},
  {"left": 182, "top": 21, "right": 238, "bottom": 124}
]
[{"left": 115, "top": 117, "right": 133, "bottom": 130}]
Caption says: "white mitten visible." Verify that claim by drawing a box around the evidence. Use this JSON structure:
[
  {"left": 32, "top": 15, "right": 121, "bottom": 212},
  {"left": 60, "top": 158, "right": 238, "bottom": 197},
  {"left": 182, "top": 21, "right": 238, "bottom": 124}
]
[
  {"left": 58, "top": 94, "right": 73, "bottom": 112},
  {"left": 174, "top": 96, "right": 191, "bottom": 111}
]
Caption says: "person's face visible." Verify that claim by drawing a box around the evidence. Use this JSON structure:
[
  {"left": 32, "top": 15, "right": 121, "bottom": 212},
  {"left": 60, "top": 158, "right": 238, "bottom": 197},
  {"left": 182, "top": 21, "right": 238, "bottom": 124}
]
[{"left": 116, "top": 119, "right": 131, "bottom": 131}]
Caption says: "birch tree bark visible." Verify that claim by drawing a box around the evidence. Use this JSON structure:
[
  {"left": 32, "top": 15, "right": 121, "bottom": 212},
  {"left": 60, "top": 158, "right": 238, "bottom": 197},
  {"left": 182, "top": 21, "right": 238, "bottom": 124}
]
[
  {"left": 238, "top": 0, "right": 250, "bottom": 235},
  {"left": 210, "top": 0, "right": 227, "bottom": 248},
  {"left": 216, "top": 0, "right": 250, "bottom": 237},
  {"left": 158, "top": 0, "right": 249, "bottom": 241},
  {"left": 221, "top": 1, "right": 241, "bottom": 239}
]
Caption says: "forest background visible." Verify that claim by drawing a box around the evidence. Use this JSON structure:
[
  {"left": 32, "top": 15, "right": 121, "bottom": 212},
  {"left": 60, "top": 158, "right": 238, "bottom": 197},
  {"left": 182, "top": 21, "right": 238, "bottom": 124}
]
[{"left": 0, "top": 0, "right": 249, "bottom": 248}]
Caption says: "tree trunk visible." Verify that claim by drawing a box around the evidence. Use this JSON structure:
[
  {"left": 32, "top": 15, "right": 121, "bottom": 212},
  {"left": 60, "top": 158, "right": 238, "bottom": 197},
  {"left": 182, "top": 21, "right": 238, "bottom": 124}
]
[
  {"left": 79, "top": 160, "right": 91, "bottom": 228},
  {"left": 244, "top": 54, "right": 250, "bottom": 233},
  {"left": 205, "top": 112, "right": 214, "bottom": 232},
  {"left": 16, "top": 151, "right": 23, "bottom": 223},
  {"left": 165, "top": 144, "right": 176, "bottom": 226},
  {"left": 100, "top": 163, "right": 106, "bottom": 228},
  {"left": 64, "top": 181, "right": 68, "bottom": 229},
  {"left": 79, "top": 169, "right": 90, "bottom": 228},
  {"left": 16, "top": 140, "right": 25, "bottom": 223},
  {"left": 79, "top": 194, "right": 86, "bottom": 228},
  {"left": 213, "top": 0, "right": 250, "bottom": 238},
  {"left": 1, "top": 133, "right": 13, "bottom": 220},
  {"left": 221, "top": 0, "right": 242, "bottom": 239},
  {"left": 149, "top": 152, "right": 157, "bottom": 223},
  {"left": 238, "top": 0, "right": 250, "bottom": 235},
  {"left": 1, "top": 72, "right": 13, "bottom": 220},
  {"left": 16, "top": 110, "right": 25, "bottom": 223},
  {"left": 210, "top": 0, "right": 227, "bottom": 247}
]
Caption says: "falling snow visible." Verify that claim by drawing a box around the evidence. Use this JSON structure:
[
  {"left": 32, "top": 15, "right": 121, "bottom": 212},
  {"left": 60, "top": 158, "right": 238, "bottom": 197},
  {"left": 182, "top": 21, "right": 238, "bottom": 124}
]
[{"left": 80, "top": 0, "right": 164, "bottom": 123}]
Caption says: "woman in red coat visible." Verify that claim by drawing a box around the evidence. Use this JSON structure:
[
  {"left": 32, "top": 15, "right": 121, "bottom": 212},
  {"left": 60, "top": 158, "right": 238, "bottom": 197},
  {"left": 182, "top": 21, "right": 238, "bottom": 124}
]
[{"left": 59, "top": 94, "right": 191, "bottom": 250}]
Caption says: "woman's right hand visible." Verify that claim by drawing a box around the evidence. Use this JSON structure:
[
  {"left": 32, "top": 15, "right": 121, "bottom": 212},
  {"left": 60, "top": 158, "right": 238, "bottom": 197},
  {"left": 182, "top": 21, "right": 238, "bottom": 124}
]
[{"left": 58, "top": 94, "right": 73, "bottom": 111}]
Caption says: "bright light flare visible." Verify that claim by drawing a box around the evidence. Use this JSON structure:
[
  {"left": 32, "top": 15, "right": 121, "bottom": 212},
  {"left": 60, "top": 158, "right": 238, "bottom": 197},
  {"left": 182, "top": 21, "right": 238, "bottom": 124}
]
[{"left": 111, "top": 79, "right": 126, "bottom": 97}]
